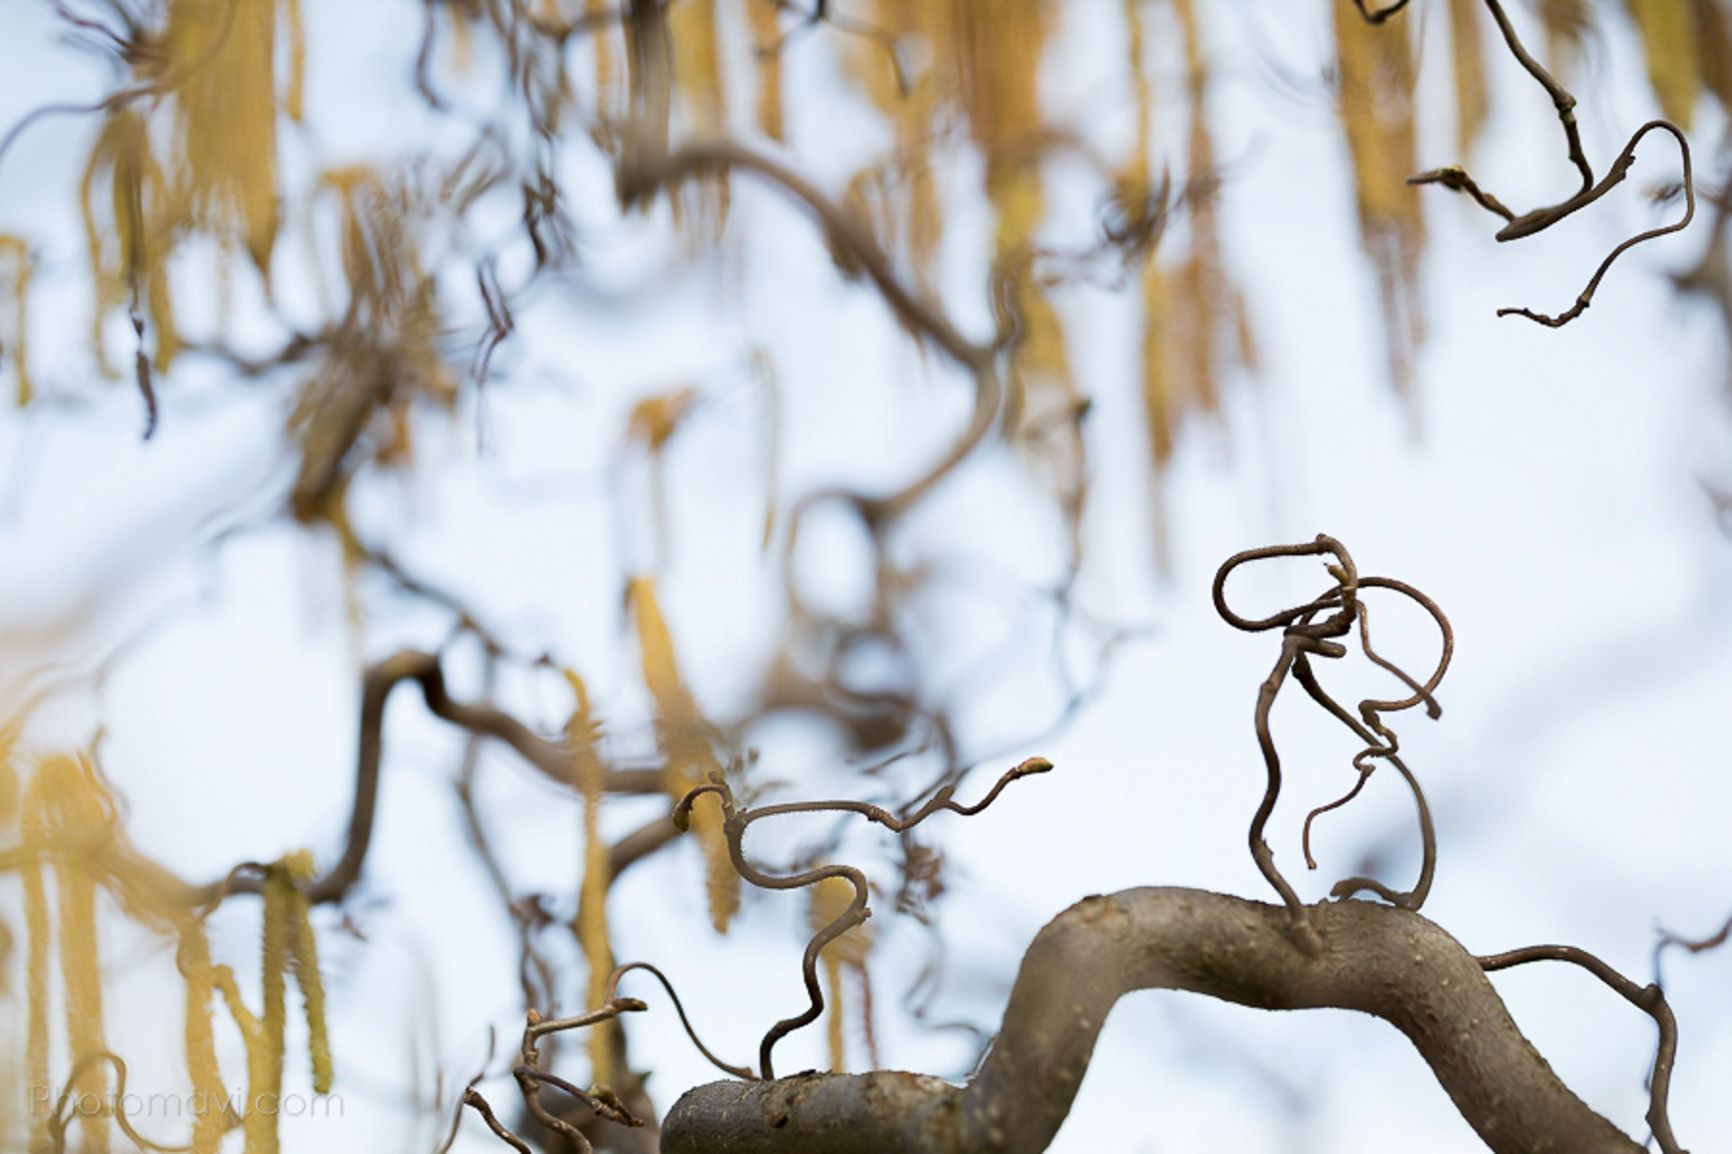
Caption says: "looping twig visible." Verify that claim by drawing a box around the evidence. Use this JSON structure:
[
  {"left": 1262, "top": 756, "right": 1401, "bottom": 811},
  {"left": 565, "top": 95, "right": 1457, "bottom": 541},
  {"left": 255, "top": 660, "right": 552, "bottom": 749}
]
[
  {"left": 673, "top": 756, "right": 1052, "bottom": 1078},
  {"left": 1213, "top": 536, "right": 1453, "bottom": 935}
]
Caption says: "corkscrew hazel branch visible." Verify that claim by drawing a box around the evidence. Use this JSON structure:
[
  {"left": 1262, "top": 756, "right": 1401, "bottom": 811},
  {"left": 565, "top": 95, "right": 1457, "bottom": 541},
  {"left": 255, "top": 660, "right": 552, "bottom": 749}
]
[
  {"left": 1364, "top": 0, "right": 1697, "bottom": 327},
  {"left": 464, "top": 991, "right": 652, "bottom": 1154},
  {"left": 673, "top": 756, "right": 1052, "bottom": 1078},
  {"left": 1213, "top": 536, "right": 1453, "bottom": 937}
]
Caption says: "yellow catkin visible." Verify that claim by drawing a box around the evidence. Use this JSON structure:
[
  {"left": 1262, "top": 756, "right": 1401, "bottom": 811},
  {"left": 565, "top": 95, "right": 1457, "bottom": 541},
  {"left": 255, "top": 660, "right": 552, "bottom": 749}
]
[
  {"left": 1539, "top": 0, "right": 1593, "bottom": 82},
  {"left": 807, "top": 877, "right": 873, "bottom": 1073},
  {"left": 668, "top": 0, "right": 729, "bottom": 238},
  {"left": 1140, "top": 259, "right": 1172, "bottom": 563},
  {"left": 213, "top": 961, "right": 265, "bottom": 1150},
  {"left": 1626, "top": 0, "right": 1701, "bottom": 128},
  {"left": 0, "top": 726, "right": 15, "bottom": 825},
  {"left": 847, "top": 1, "right": 946, "bottom": 292},
  {"left": 246, "top": 862, "right": 292, "bottom": 1154},
  {"left": 564, "top": 670, "right": 617, "bottom": 1083},
  {"left": 179, "top": 924, "right": 228, "bottom": 1154},
  {"left": 746, "top": 0, "right": 785, "bottom": 141},
  {"left": 1334, "top": 2, "right": 1425, "bottom": 409},
  {"left": 284, "top": 0, "right": 306, "bottom": 123},
  {"left": 1123, "top": 1, "right": 1252, "bottom": 568},
  {"left": 280, "top": 851, "right": 332, "bottom": 1095},
  {"left": 629, "top": 577, "right": 739, "bottom": 932},
  {"left": 27, "top": 755, "right": 111, "bottom": 1154},
  {"left": 80, "top": 110, "right": 179, "bottom": 376},
  {"left": 0, "top": 740, "right": 12, "bottom": 999},
  {"left": 0, "top": 1053, "right": 17, "bottom": 1154},
  {"left": 822, "top": 951, "right": 846, "bottom": 1071},
  {"left": 587, "top": 0, "right": 622, "bottom": 128},
  {"left": 20, "top": 807, "right": 50, "bottom": 1153},
  {"left": 446, "top": 2, "right": 474, "bottom": 74},
  {"left": 165, "top": 0, "right": 283, "bottom": 276},
  {"left": 0, "top": 236, "right": 30, "bottom": 405},
  {"left": 628, "top": 388, "right": 697, "bottom": 569},
  {"left": 1123, "top": 0, "right": 1172, "bottom": 570},
  {"left": 1695, "top": 0, "right": 1732, "bottom": 111},
  {"left": 1174, "top": 0, "right": 1222, "bottom": 421},
  {"left": 904, "top": 1, "right": 948, "bottom": 293},
  {"left": 1448, "top": 0, "right": 1489, "bottom": 156},
  {"left": 953, "top": 0, "right": 1073, "bottom": 435}
]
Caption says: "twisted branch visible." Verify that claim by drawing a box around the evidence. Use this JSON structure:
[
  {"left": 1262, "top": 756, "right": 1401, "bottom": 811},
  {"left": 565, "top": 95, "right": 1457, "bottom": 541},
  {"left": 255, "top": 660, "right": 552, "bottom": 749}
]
[
  {"left": 1213, "top": 536, "right": 1452, "bottom": 940},
  {"left": 672, "top": 757, "right": 1052, "bottom": 1078},
  {"left": 1378, "top": 0, "right": 1696, "bottom": 326}
]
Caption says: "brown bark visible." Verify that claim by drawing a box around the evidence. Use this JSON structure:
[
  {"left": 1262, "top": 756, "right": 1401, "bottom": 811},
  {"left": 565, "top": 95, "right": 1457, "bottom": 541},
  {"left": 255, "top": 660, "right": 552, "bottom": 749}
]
[{"left": 662, "top": 887, "right": 1649, "bottom": 1154}]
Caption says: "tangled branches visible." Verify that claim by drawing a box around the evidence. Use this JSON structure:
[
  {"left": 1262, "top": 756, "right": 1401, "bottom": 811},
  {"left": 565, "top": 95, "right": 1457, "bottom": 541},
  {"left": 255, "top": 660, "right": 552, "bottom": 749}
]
[
  {"left": 659, "top": 540, "right": 1707, "bottom": 1154},
  {"left": 1213, "top": 535, "right": 1451, "bottom": 944},
  {"left": 673, "top": 756, "right": 1052, "bottom": 1079}
]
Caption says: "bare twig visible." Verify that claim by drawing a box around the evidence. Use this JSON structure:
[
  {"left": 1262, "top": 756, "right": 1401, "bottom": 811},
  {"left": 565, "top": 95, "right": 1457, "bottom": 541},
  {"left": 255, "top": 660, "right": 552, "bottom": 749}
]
[
  {"left": 1213, "top": 536, "right": 1453, "bottom": 939},
  {"left": 1386, "top": 1, "right": 1696, "bottom": 326},
  {"left": 1478, "top": 944, "right": 1684, "bottom": 1154},
  {"left": 673, "top": 757, "right": 1052, "bottom": 1078}
]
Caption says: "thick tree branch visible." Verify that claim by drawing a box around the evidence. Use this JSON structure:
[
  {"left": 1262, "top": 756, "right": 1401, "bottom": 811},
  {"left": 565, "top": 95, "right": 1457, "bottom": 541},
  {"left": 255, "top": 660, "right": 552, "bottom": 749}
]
[{"left": 662, "top": 888, "right": 1658, "bottom": 1154}]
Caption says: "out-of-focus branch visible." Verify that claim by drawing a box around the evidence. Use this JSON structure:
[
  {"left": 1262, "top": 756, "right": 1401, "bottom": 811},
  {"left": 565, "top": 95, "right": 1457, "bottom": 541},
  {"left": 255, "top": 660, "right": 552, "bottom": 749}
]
[
  {"left": 285, "top": 650, "right": 659, "bottom": 905},
  {"left": 0, "top": 652, "right": 667, "bottom": 913},
  {"left": 606, "top": 815, "right": 681, "bottom": 879},
  {"left": 617, "top": 139, "right": 990, "bottom": 374},
  {"left": 662, "top": 888, "right": 1665, "bottom": 1154}
]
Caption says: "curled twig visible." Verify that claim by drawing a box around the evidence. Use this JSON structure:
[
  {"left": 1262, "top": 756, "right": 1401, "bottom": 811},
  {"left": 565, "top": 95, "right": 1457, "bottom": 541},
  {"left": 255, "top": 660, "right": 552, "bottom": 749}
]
[
  {"left": 509, "top": 996, "right": 650, "bottom": 1153},
  {"left": 1390, "top": 0, "right": 1695, "bottom": 326},
  {"left": 1213, "top": 536, "right": 1452, "bottom": 935},
  {"left": 1493, "top": 121, "right": 1695, "bottom": 327},
  {"left": 673, "top": 756, "right": 1052, "bottom": 1078}
]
